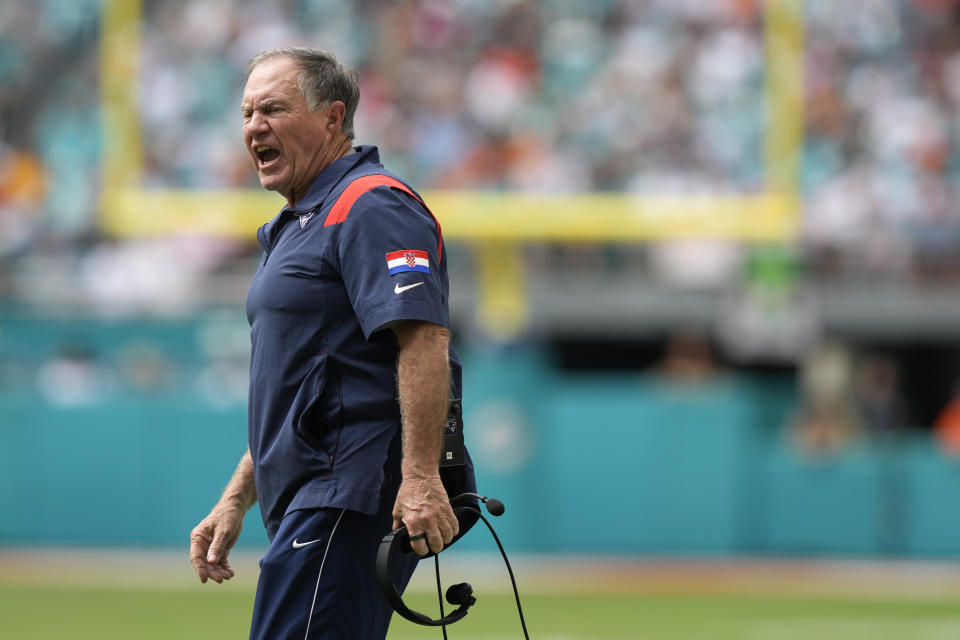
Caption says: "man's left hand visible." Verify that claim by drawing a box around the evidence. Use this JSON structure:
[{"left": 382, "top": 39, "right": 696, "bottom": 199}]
[{"left": 392, "top": 473, "right": 459, "bottom": 556}]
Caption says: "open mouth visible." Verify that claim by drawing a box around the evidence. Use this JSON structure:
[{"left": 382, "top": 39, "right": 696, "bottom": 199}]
[{"left": 255, "top": 145, "right": 281, "bottom": 166}]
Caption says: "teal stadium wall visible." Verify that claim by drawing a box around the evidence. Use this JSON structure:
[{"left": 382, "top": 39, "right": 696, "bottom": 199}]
[{"left": 4, "top": 310, "right": 960, "bottom": 557}]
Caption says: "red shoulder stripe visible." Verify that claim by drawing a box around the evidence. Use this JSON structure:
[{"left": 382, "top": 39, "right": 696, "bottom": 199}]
[{"left": 323, "top": 174, "right": 443, "bottom": 262}]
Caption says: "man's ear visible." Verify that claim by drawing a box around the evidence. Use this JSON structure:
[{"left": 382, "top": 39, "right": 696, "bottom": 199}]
[{"left": 326, "top": 101, "right": 346, "bottom": 132}]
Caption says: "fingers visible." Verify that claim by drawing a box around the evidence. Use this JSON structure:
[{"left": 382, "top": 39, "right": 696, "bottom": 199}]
[
  {"left": 391, "top": 503, "right": 404, "bottom": 534},
  {"left": 190, "top": 513, "right": 241, "bottom": 585},
  {"left": 394, "top": 475, "right": 462, "bottom": 556},
  {"left": 407, "top": 529, "right": 442, "bottom": 556},
  {"left": 407, "top": 532, "right": 430, "bottom": 557},
  {"left": 427, "top": 529, "right": 445, "bottom": 555},
  {"left": 189, "top": 527, "right": 213, "bottom": 583},
  {"left": 207, "top": 527, "right": 229, "bottom": 565},
  {"left": 407, "top": 513, "right": 457, "bottom": 556},
  {"left": 190, "top": 546, "right": 235, "bottom": 584},
  {"left": 397, "top": 501, "right": 460, "bottom": 556},
  {"left": 434, "top": 511, "right": 456, "bottom": 548},
  {"left": 441, "top": 508, "right": 460, "bottom": 551},
  {"left": 205, "top": 558, "right": 235, "bottom": 584}
]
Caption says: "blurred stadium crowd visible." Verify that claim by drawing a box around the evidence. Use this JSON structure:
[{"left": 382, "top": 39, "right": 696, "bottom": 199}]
[
  {"left": 1, "top": 0, "right": 958, "bottom": 261},
  {"left": 3, "top": 0, "right": 960, "bottom": 441}
]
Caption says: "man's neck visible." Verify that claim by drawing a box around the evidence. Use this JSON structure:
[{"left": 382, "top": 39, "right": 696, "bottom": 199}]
[{"left": 287, "top": 137, "right": 355, "bottom": 206}]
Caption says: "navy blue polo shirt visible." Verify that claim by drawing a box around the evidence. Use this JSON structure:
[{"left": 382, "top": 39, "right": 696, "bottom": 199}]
[{"left": 246, "top": 146, "right": 468, "bottom": 539}]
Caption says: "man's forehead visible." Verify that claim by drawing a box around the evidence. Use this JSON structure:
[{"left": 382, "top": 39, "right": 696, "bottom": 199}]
[{"left": 243, "top": 57, "right": 301, "bottom": 103}]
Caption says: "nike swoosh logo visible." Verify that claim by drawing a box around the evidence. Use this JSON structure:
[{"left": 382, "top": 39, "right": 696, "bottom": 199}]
[
  {"left": 394, "top": 282, "right": 424, "bottom": 294},
  {"left": 292, "top": 538, "right": 322, "bottom": 549}
]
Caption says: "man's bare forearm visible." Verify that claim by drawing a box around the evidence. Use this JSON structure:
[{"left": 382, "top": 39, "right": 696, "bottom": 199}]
[
  {"left": 393, "top": 321, "right": 450, "bottom": 476},
  {"left": 391, "top": 320, "right": 459, "bottom": 554},
  {"left": 220, "top": 449, "right": 258, "bottom": 513}
]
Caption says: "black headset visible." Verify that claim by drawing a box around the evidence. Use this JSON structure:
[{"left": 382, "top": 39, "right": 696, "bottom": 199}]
[{"left": 376, "top": 492, "right": 529, "bottom": 638}]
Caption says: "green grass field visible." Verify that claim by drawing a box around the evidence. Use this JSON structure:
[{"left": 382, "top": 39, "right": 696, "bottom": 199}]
[
  {"left": 3, "top": 551, "right": 960, "bottom": 639},
  {"left": 3, "top": 585, "right": 960, "bottom": 639}
]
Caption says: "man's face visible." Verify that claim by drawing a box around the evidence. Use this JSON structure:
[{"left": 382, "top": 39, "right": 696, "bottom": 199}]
[{"left": 241, "top": 56, "right": 333, "bottom": 205}]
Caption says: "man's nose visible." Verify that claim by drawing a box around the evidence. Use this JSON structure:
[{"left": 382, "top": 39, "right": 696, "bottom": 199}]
[{"left": 245, "top": 111, "right": 268, "bottom": 135}]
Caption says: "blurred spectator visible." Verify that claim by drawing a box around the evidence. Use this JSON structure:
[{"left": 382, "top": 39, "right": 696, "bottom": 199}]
[
  {"left": 853, "top": 354, "right": 908, "bottom": 436},
  {"left": 0, "top": 144, "right": 45, "bottom": 256},
  {"left": 787, "top": 341, "right": 862, "bottom": 456},
  {"left": 116, "top": 343, "right": 177, "bottom": 395},
  {"left": 655, "top": 329, "right": 720, "bottom": 385},
  {"left": 934, "top": 381, "right": 960, "bottom": 456},
  {"left": 36, "top": 342, "right": 112, "bottom": 407},
  {"left": 194, "top": 313, "right": 251, "bottom": 408},
  {"left": 717, "top": 246, "right": 820, "bottom": 364}
]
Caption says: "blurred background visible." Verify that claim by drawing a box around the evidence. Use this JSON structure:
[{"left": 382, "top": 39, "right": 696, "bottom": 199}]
[{"left": 5, "top": 0, "right": 960, "bottom": 614}]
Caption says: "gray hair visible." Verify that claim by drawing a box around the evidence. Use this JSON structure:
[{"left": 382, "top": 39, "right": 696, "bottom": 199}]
[{"left": 247, "top": 48, "right": 360, "bottom": 139}]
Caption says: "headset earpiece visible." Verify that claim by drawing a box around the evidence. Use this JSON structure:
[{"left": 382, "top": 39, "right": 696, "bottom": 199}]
[{"left": 445, "top": 582, "right": 475, "bottom": 607}]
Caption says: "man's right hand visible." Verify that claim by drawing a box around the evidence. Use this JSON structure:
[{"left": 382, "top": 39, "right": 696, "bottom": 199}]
[
  {"left": 392, "top": 473, "right": 459, "bottom": 556},
  {"left": 189, "top": 502, "right": 244, "bottom": 584}
]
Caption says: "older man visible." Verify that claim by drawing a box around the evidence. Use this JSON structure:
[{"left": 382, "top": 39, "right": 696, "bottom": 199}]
[{"left": 189, "top": 48, "right": 476, "bottom": 639}]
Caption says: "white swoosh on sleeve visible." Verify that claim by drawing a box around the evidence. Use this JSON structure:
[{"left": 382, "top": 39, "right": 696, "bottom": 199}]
[{"left": 394, "top": 282, "right": 424, "bottom": 294}]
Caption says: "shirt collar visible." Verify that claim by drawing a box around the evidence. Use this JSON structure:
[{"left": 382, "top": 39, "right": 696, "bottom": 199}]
[{"left": 282, "top": 145, "right": 381, "bottom": 215}]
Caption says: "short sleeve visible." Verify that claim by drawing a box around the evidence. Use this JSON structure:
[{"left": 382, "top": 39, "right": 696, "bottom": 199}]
[{"left": 335, "top": 186, "right": 448, "bottom": 338}]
